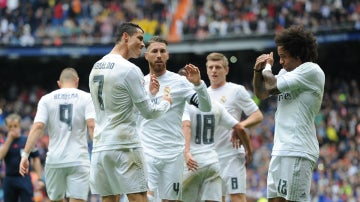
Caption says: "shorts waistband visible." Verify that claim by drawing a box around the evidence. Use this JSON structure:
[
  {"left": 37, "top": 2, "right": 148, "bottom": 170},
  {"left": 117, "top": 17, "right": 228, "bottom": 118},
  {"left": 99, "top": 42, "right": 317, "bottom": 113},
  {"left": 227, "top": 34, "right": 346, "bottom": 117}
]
[{"left": 117, "top": 148, "right": 139, "bottom": 152}]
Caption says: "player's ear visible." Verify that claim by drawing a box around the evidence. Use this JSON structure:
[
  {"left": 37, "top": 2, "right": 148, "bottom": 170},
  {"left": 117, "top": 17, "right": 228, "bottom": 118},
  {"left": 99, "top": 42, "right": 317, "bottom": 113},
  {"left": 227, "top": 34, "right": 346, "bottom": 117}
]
[
  {"left": 122, "top": 32, "right": 129, "bottom": 42},
  {"left": 75, "top": 78, "right": 79, "bottom": 88}
]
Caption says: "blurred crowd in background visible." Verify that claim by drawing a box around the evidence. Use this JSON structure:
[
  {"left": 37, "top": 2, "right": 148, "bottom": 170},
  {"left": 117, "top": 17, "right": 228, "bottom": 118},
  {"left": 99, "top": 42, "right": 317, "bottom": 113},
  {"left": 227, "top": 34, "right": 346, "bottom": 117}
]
[
  {"left": 0, "top": 77, "right": 359, "bottom": 202},
  {"left": 1, "top": 0, "right": 360, "bottom": 46}
]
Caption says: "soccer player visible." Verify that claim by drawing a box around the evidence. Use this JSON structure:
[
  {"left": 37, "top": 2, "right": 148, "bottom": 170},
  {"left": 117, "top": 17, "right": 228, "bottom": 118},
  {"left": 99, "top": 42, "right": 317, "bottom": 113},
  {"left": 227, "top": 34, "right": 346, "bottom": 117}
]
[
  {"left": 206, "top": 52, "right": 263, "bottom": 202},
  {"left": 88, "top": 23, "right": 172, "bottom": 202},
  {"left": 1, "top": 113, "right": 42, "bottom": 202},
  {"left": 253, "top": 25, "right": 325, "bottom": 202},
  {"left": 19, "top": 67, "right": 95, "bottom": 202},
  {"left": 182, "top": 100, "right": 252, "bottom": 202},
  {"left": 138, "top": 36, "right": 212, "bottom": 202}
]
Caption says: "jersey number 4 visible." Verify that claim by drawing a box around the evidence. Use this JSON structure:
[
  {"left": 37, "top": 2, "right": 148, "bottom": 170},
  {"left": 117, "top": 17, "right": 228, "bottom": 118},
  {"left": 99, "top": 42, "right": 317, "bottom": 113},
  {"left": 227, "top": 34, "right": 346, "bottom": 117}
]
[{"left": 60, "top": 104, "right": 73, "bottom": 131}]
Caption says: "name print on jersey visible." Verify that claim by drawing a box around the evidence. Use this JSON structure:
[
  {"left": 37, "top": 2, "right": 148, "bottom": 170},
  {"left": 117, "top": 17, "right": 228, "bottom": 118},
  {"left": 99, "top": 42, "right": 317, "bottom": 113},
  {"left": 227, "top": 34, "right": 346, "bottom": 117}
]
[
  {"left": 93, "top": 62, "right": 115, "bottom": 69},
  {"left": 54, "top": 93, "right": 79, "bottom": 99}
]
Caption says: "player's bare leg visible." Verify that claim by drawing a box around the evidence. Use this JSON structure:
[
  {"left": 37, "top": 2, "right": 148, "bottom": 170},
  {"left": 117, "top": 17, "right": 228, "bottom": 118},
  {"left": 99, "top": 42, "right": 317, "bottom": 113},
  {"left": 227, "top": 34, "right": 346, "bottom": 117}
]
[
  {"left": 102, "top": 195, "right": 120, "bottom": 202},
  {"left": 127, "top": 192, "right": 148, "bottom": 202}
]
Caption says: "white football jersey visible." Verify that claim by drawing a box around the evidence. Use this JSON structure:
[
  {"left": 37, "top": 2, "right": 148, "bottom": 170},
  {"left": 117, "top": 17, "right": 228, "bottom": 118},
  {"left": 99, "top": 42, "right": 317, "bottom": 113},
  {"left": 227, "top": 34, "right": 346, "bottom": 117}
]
[
  {"left": 207, "top": 82, "right": 258, "bottom": 158},
  {"left": 183, "top": 101, "right": 238, "bottom": 167},
  {"left": 138, "top": 70, "right": 211, "bottom": 159},
  {"left": 89, "top": 54, "right": 170, "bottom": 153},
  {"left": 274, "top": 62, "right": 325, "bottom": 162},
  {"left": 34, "top": 88, "right": 95, "bottom": 168}
]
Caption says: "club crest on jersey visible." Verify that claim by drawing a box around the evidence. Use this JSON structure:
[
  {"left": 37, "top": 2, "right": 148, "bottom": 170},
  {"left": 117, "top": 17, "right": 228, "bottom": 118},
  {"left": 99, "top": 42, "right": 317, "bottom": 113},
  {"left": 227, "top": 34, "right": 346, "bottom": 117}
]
[
  {"left": 163, "top": 86, "right": 170, "bottom": 95},
  {"left": 220, "top": 96, "right": 226, "bottom": 104}
]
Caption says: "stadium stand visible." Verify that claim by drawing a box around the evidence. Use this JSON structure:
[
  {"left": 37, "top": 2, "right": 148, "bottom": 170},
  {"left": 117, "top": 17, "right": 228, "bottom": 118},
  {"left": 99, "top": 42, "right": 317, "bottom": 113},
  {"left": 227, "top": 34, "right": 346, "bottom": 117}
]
[{"left": 0, "top": 0, "right": 360, "bottom": 46}]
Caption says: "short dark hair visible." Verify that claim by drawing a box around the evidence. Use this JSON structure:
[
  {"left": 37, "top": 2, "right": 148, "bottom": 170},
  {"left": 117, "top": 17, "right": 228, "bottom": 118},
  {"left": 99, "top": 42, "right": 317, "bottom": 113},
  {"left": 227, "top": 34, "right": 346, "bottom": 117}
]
[
  {"left": 274, "top": 25, "right": 318, "bottom": 62},
  {"left": 145, "top": 35, "right": 168, "bottom": 49},
  {"left": 114, "top": 22, "right": 144, "bottom": 43}
]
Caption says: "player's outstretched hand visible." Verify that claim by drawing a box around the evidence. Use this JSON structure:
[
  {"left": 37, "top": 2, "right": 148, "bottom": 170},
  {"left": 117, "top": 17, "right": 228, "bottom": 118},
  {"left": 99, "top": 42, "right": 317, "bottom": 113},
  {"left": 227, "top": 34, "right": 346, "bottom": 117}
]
[
  {"left": 149, "top": 74, "right": 160, "bottom": 96},
  {"left": 184, "top": 64, "right": 201, "bottom": 86}
]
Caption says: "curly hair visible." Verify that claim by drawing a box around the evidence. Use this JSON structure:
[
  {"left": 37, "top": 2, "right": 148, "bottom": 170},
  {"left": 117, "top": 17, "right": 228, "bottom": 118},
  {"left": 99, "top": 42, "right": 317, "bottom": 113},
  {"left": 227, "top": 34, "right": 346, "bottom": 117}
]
[{"left": 274, "top": 25, "right": 318, "bottom": 62}]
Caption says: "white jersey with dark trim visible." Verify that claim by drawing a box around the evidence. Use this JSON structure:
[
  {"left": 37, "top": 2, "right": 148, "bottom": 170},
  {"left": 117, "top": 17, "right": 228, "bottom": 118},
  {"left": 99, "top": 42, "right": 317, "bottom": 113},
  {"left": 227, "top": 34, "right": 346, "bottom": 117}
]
[
  {"left": 89, "top": 54, "right": 170, "bottom": 153},
  {"left": 207, "top": 82, "right": 258, "bottom": 158},
  {"left": 34, "top": 88, "right": 95, "bottom": 168},
  {"left": 183, "top": 101, "right": 238, "bottom": 167},
  {"left": 139, "top": 70, "right": 211, "bottom": 159},
  {"left": 274, "top": 62, "right": 325, "bottom": 162}
]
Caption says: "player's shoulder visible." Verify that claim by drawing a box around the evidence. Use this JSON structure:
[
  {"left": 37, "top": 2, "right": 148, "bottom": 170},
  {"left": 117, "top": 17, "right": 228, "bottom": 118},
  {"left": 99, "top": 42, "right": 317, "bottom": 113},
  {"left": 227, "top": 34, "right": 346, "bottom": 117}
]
[
  {"left": 101, "top": 54, "right": 130, "bottom": 64},
  {"left": 299, "top": 62, "right": 325, "bottom": 78},
  {"left": 39, "top": 90, "right": 57, "bottom": 101},
  {"left": 170, "top": 71, "right": 193, "bottom": 85},
  {"left": 159, "top": 70, "right": 190, "bottom": 86},
  {"left": 76, "top": 89, "right": 92, "bottom": 100},
  {"left": 74, "top": 88, "right": 90, "bottom": 94},
  {"left": 226, "top": 82, "right": 245, "bottom": 89},
  {"left": 46, "top": 88, "right": 89, "bottom": 98},
  {"left": 97, "top": 54, "right": 140, "bottom": 71},
  {"left": 164, "top": 70, "right": 184, "bottom": 80},
  {"left": 211, "top": 82, "right": 246, "bottom": 96}
]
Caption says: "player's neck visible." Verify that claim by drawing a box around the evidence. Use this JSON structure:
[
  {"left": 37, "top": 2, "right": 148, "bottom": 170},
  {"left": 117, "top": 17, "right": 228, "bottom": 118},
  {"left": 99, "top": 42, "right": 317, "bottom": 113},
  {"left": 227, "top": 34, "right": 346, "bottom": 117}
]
[
  {"left": 150, "top": 69, "right": 166, "bottom": 77},
  {"left": 110, "top": 44, "right": 129, "bottom": 60},
  {"left": 59, "top": 81, "right": 77, "bottom": 89},
  {"left": 210, "top": 81, "right": 226, "bottom": 89}
]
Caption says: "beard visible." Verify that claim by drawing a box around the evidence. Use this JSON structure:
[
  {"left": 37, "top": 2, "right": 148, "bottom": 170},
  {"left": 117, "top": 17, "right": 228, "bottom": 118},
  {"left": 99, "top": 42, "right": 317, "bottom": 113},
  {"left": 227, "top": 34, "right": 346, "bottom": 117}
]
[{"left": 150, "top": 61, "right": 166, "bottom": 74}]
